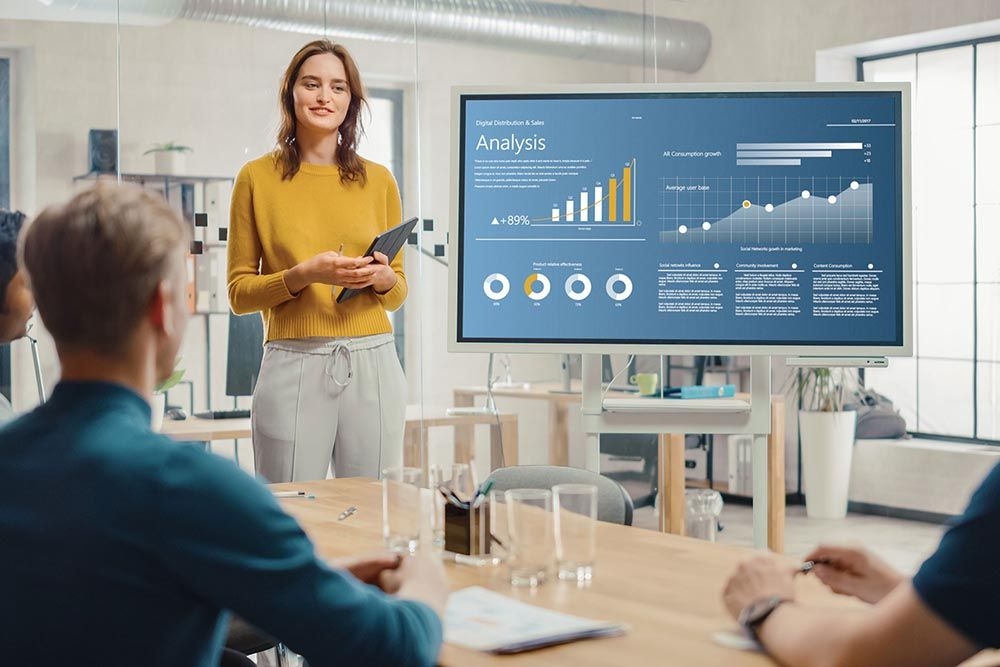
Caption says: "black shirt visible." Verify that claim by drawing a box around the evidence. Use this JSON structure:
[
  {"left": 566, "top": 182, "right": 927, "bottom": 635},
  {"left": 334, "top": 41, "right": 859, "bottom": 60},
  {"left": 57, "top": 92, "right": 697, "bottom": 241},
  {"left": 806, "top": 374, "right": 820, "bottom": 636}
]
[{"left": 913, "top": 462, "right": 1000, "bottom": 648}]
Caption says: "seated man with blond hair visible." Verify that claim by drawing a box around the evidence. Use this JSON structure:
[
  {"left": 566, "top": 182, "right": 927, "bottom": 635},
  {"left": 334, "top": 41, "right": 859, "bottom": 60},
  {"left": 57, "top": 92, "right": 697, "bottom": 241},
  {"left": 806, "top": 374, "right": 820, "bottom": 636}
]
[{"left": 0, "top": 183, "right": 447, "bottom": 666}]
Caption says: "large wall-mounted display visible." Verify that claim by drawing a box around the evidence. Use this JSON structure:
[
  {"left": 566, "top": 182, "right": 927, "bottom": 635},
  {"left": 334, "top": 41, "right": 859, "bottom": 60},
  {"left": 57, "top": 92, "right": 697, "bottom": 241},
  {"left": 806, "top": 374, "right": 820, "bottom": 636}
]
[{"left": 449, "top": 84, "right": 911, "bottom": 356}]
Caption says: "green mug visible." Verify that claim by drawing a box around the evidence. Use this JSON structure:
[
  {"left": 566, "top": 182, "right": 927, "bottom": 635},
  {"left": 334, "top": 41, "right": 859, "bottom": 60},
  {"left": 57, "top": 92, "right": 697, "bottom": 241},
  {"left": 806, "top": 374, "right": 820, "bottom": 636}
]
[{"left": 630, "top": 372, "right": 659, "bottom": 396}]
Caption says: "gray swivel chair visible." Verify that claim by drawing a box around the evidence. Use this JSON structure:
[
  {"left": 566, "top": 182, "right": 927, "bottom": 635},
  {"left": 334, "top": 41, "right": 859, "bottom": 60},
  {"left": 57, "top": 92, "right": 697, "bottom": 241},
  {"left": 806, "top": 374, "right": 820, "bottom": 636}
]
[{"left": 487, "top": 465, "right": 634, "bottom": 526}]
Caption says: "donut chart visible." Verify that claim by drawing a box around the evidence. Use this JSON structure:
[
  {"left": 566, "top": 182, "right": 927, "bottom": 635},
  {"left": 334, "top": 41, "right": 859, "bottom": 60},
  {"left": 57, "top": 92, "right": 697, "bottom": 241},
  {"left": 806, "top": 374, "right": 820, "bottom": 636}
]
[
  {"left": 523, "top": 273, "right": 551, "bottom": 300},
  {"left": 565, "top": 273, "right": 592, "bottom": 301},
  {"left": 605, "top": 273, "right": 633, "bottom": 301},
  {"left": 483, "top": 273, "right": 510, "bottom": 300}
]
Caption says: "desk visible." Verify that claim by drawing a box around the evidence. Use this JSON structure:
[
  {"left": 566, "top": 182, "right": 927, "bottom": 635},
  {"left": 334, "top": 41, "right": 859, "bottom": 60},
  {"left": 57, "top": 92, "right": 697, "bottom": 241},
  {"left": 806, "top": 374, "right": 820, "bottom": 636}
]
[
  {"left": 404, "top": 406, "right": 518, "bottom": 474},
  {"left": 162, "top": 417, "right": 253, "bottom": 442},
  {"left": 272, "top": 477, "right": 838, "bottom": 667},
  {"left": 162, "top": 412, "right": 519, "bottom": 478},
  {"left": 162, "top": 417, "right": 252, "bottom": 466},
  {"left": 453, "top": 382, "right": 590, "bottom": 466},
  {"left": 453, "top": 385, "right": 785, "bottom": 552}
]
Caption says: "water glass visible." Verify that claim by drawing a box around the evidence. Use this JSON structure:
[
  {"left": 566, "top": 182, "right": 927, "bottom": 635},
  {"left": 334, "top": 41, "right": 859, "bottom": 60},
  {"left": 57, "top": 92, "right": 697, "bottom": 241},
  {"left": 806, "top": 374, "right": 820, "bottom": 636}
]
[
  {"left": 685, "top": 489, "right": 723, "bottom": 542},
  {"left": 427, "top": 464, "right": 447, "bottom": 550},
  {"left": 488, "top": 488, "right": 510, "bottom": 559},
  {"left": 382, "top": 467, "right": 423, "bottom": 553},
  {"left": 505, "top": 488, "right": 553, "bottom": 587},
  {"left": 553, "top": 483, "right": 598, "bottom": 581}
]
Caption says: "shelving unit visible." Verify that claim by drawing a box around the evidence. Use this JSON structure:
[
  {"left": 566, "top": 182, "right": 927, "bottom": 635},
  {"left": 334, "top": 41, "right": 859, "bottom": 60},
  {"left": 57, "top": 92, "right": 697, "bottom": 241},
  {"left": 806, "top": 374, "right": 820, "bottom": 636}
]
[{"left": 73, "top": 171, "right": 236, "bottom": 411}]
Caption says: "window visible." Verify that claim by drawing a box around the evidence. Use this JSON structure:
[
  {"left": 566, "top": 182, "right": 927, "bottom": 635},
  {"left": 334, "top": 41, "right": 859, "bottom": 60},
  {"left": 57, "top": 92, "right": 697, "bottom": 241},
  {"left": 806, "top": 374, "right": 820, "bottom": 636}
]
[
  {"left": 358, "top": 88, "right": 406, "bottom": 366},
  {"left": 861, "top": 39, "right": 1000, "bottom": 442}
]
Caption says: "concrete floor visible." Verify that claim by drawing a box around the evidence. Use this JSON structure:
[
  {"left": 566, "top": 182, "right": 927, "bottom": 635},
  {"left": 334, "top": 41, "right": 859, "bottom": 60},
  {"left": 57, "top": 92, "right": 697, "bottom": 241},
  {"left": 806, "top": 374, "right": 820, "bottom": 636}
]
[{"left": 632, "top": 502, "right": 947, "bottom": 575}]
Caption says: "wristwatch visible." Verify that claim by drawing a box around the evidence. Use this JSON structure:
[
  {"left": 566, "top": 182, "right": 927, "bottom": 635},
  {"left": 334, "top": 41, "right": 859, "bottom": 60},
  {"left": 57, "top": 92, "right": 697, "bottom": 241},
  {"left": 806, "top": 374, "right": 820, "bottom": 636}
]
[{"left": 738, "top": 596, "right": 792, "bottom": 641}]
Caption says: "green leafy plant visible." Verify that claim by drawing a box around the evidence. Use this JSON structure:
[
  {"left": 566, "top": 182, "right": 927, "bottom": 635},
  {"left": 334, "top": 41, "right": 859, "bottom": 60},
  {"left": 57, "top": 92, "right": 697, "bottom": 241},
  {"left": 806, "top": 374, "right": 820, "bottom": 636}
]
[
  {"left": 785, "top": 367, "right": 856, "bottom": 412},
  {"left": 155, "top": 361, "right": 185, "bottom": 394},
  {"left": 143, "top": 142, "right": 193, "bottom": 155}
]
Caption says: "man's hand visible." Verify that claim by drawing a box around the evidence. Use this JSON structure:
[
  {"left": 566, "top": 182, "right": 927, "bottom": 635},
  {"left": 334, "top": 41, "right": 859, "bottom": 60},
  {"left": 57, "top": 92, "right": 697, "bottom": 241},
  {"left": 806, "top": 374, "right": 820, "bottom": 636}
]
[
  {"left": 805, "top": 544, "right": 904, "bottom": 605},
  {"left": 722, "top": 555, "right": 797, "bottom": 619},
  {"left": 333, "top": 553, "right": 403, "bottom": 592},
  {"left": 381, "top": 553, "right": 450, "bottom": 619}
]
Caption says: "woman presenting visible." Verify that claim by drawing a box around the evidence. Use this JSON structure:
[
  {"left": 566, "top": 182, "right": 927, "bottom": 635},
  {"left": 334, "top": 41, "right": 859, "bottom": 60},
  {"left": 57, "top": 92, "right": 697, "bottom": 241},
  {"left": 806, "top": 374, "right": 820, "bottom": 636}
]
[{"left": 228, "top": 40, "right": 407, "bottom": 482}]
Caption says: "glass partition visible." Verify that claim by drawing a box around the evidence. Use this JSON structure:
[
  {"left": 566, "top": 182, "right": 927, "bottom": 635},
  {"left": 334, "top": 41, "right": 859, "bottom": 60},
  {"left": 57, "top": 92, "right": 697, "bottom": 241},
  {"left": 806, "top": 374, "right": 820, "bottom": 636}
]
[
  {"left": 117, "top": 2, "right": 420, "bottom": 474},
  {"left": 0, "top": 4, "right": 119, "bottom": 412},
  {"left": 5, "top": 0, "right": 964, "bottom": 603},
  {"left": 410, "top": 0, "right": 674, "bottom": 495}
]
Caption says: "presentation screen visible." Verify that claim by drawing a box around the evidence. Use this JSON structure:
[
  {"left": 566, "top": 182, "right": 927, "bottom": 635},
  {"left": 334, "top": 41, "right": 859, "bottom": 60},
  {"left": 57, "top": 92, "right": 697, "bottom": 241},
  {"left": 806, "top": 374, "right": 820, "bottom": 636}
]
[{"left": 449, "top": 84, "right": 911, "bottom": 355}]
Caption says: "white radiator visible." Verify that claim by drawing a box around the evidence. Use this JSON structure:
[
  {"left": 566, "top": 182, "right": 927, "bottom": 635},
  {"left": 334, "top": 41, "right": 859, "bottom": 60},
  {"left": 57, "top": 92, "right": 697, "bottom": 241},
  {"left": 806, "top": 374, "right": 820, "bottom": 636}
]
[{"left": 727, "top": 434, "right": 754, "bottom": 495}]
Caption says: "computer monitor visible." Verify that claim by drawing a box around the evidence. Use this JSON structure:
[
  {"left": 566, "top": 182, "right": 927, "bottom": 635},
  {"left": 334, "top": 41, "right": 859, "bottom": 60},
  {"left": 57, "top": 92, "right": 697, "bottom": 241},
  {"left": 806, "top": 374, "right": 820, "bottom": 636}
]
[
  {"left": 225, "top": 312, "right": 264, "bottom": 397},
  {"left": 448, "top": 83, "right": 912, "bottom": 357}
]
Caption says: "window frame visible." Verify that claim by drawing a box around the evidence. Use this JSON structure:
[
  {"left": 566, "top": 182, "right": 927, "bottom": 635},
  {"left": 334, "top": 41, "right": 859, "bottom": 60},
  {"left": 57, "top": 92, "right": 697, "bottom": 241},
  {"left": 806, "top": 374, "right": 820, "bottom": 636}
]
[
  {"left": 366, "top": 87, "right": 407, "bottom": 367},
  {"left": 859, "top": 36, "right": 1000, "bottom": 445}
]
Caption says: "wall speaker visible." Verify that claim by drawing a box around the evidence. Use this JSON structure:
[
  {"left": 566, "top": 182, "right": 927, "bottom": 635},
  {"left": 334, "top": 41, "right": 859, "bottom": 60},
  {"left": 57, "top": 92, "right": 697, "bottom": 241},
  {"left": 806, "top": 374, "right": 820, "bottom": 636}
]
[{"left": 88, "top": 129, "right": 117, "bottom": 174}]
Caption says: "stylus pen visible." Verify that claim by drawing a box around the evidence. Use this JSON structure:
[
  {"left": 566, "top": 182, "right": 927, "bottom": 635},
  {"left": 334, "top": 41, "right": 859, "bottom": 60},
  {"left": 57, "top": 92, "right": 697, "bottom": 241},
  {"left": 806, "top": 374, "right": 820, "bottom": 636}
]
[
  {"left": 799, "top": 559, "right": 831, "bottom": 574},
  {"left": 274, "top": 491, "right": 315, "bottom": 499}
]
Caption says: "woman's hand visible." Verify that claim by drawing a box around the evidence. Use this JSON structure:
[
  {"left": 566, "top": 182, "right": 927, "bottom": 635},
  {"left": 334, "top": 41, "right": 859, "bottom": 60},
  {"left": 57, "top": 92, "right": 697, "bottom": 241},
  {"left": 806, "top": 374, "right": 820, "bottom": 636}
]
[
  {"left": 369, "top": 251, "right": 398, "bottom": 294},
  {"left": 285, "top": 251, "right": 378, "bottom": 293}
]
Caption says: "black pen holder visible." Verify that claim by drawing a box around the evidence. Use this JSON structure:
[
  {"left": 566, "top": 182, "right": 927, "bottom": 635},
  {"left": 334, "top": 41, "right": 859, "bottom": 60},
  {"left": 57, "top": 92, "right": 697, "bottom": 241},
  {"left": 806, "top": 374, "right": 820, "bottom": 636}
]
[{"left": 444, "top": 501, "right": 491, "bottom": 556}]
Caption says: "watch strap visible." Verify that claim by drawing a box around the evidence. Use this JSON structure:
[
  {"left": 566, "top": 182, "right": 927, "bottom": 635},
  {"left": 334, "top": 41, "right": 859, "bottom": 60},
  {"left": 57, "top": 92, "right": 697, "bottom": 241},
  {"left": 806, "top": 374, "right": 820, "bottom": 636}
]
[{"left": 739, "top": 596, "right": 792, "bottom": 642}]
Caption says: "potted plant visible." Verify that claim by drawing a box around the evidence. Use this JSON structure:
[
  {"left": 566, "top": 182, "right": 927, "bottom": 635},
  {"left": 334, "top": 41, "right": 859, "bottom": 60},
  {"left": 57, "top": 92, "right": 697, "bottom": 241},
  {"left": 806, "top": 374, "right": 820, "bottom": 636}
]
[
  {"left": 790, "top": 368, "right": 857, "bottom": 519},
  {"left": 144, "top": 142, "right": 192, "bottom": 176},
  {"left": 152, "top": 362, "right": 185, "bottom": 431}
]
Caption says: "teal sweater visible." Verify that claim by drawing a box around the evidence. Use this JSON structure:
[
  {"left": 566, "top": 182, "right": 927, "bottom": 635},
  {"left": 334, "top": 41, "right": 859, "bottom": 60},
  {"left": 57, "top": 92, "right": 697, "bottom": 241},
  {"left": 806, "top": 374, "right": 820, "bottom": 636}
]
[{"left": 0, "top": 381, "right": 441, "bottom": 666}]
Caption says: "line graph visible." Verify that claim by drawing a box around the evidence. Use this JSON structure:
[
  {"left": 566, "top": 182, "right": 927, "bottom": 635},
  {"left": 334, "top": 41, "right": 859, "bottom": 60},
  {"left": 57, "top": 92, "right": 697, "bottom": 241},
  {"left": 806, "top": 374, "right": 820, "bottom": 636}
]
[{"left": 658, "top": 176, "right": 872, "bottom": 245}]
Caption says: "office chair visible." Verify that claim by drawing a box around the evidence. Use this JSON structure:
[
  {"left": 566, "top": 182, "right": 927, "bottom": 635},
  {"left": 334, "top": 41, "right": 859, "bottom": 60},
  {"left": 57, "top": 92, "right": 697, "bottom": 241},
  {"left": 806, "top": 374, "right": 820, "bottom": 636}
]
[
  {"left": 487, "top": 465, "right": 634, "bottom": 525},
  {"left": 602, "top": 356, "right": 720, "bottom": 509},
  {"left": 219, "top": 648, "right": 257, "bottom": 667},
  {"left": 224, "top": 615, "right": 277, "bottom": 664}
]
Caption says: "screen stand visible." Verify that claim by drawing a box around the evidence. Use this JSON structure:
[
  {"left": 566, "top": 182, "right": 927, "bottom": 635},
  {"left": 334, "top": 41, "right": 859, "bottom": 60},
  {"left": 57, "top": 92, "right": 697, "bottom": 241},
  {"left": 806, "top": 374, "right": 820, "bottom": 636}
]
[
  {"left": 580, "top": 354, "right": 773, "bottom": 550},
  {"left": 491, "top": 354, "right": 531, "bottom": 390},
  {"left": 447, "top": 354, "right": 499, "bottom": 416},
  {"left": 549, "top": 353, "right": 580, "bottom": 394}
]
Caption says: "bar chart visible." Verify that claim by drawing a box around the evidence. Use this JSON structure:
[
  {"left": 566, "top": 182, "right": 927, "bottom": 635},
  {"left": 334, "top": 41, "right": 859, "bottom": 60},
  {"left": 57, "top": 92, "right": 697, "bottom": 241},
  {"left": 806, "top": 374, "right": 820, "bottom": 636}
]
[
  {"left": 734, "top": 142, "right": 867, "bottom": 167},
  {"left": 538, "top": 158, "right": 637, "bottom": 225}
]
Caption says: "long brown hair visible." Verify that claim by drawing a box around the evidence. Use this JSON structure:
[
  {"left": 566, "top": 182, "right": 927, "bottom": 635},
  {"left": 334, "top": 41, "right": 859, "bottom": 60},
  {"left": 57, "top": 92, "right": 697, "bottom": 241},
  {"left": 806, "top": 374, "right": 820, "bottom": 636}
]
[{"left": 275, "top": 40, "right": 367, "bottom": 185}]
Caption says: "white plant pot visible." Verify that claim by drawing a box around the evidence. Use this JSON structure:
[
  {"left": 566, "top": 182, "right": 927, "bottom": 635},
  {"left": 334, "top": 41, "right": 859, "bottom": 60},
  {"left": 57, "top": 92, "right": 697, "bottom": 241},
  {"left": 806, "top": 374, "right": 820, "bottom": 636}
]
[
  {"left": 151, "top": 392, "right": 166, "bottom": 432},
  {"left": 799, "top": 410, "right": 857, "bottom": 519},
  {"left": 153, "top": 151, "right": 186, "bottom": 176}
]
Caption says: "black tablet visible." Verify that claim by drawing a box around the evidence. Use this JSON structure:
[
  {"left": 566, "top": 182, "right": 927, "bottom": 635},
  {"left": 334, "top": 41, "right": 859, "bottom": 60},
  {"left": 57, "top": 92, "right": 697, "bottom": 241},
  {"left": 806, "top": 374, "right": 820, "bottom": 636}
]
[{"left": 336, "top": 216, "right": 419, "bottom": 303}]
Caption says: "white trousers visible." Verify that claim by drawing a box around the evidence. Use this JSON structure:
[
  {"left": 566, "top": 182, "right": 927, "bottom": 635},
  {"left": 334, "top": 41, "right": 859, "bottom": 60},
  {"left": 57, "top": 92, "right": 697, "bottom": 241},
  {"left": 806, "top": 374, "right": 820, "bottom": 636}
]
[{"left": 251, "top": 334, "right": 406, "bottom": 482}]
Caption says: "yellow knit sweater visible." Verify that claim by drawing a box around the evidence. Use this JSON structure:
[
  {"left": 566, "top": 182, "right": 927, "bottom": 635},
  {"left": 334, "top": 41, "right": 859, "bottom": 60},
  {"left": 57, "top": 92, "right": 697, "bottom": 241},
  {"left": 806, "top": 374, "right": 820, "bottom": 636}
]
[{"left": 227, "top": 153, "right": 407, "bottom": 342}]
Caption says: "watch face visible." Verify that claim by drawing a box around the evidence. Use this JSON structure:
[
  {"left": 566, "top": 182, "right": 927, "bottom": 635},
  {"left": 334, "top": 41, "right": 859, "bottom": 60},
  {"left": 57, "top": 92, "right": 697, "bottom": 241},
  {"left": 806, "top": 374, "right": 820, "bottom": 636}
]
[{"left": 740, "top": 596, "right": 785, "bottom": 627}]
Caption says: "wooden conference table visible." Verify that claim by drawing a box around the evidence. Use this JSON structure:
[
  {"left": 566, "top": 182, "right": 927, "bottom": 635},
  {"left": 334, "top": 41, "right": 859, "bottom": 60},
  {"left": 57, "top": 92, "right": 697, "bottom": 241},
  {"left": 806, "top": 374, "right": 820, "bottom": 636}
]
[
  {"left": 162, "top": 401, "right": 782, "bottom": 550},
  {"left": 452, "top": 383, "right": 786, "bottom": 551},
  {"left": 161, "top": 408, "right": 521, "bottom": 475},
  {"left": 274, "top": 477, "right": 834, "bottom": 667}
]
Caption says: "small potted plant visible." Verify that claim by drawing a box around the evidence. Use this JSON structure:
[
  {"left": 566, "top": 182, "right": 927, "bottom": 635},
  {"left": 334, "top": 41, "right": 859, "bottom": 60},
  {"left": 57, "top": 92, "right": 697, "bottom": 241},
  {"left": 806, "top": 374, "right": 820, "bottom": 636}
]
[
  {"left": 789, "top": 368, "right": 858, "bottom": 519},
  {"left": 144, "top": 142, "right": 192, "bottom": 176},
  {"left": 152, "top": 362, "right": 185, "bottom": 431}
]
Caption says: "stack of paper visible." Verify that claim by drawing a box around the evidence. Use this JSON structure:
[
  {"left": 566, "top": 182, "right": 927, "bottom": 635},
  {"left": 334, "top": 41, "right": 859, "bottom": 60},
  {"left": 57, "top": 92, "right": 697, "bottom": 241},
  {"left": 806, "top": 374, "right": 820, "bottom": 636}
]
[{"left": 444, "top": 586, "right": 627, "bottom": 654}]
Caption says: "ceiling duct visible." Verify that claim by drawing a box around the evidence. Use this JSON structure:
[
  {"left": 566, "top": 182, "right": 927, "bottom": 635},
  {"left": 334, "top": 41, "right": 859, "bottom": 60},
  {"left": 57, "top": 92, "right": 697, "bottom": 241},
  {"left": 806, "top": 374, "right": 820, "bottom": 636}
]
[{"left": 178, "top": 0, "right": 711, "bottom": 72}]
